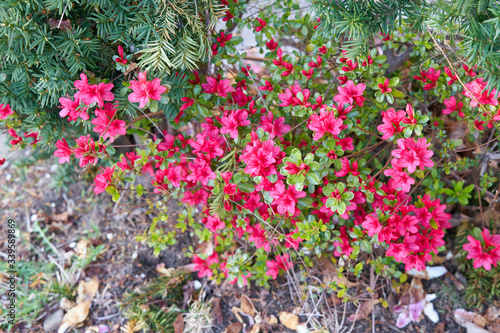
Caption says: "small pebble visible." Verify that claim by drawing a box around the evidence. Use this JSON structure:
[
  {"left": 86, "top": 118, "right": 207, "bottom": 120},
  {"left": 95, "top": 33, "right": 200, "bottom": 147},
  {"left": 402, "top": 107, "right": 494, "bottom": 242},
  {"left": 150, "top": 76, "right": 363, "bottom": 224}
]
[
  {"left": 31, "top": 214, "right": 38, "bottom": 222},
  {"left": 140, "top": 273, "right": 146, "bottom": 278},
  {"left": 6, "top": 173, "right": 11, "bottom": 181},
  {"left": 131, "top": 252, "right": 137, "bottom": 259},
  {"left": 69, "top": 242, "right": 77, "bottom": 248},
  {"left": 106, "top": 233, "right": 113, "bottom": 240},
  {"left": 43, "top": 309, "right": 64, "bottom": 332}
]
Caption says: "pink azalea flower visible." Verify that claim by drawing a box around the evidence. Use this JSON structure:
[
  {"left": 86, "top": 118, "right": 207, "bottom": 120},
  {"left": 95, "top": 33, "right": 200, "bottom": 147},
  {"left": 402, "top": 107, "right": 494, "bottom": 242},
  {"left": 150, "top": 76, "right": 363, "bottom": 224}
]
[
  {"left": 59, "top": 95, "right": 89, "bottom": 121},
  {"left": 91, "top": 103, "right": 126, "bottom": 142},
  {"left": 128, "top": 72, "right": 168, "bottom": 108},
  {"left": 202, "top": 77, "right": 234, "bottom": 97},
  {"left": 187, "top": 158, "right": 216, "bottom": 186},
  {"left": 334, "top": 80, "right": 366, "bottom": 106},
  {"left": 362, "top": 214, "right": 382, "bottom": 237},
  {"left": 258, "top": 111, "right": 290, "bottom": 138},
  {"left": 443, "top": 96, "right": 464, "bottom": 117},
  {"left": 377, "top": 108, "right": 405, "bottom": 140},
  {"left": 378, "top": 78, "right": 392, "bottom": 93},
  {"left": 220, "top": 109, "right": 251, "bottom": 139},
  {"left": 241, "top": 132, "right": 281, "bottom": 177},
  {"left": 205, "top": 214, "right": 225, "bottom": 232},
  {"left": 94, "top": 166, "right": 115, "bottom": 194},
  {"left": 8, "top": 129, "right": 23, "bottom": 145},
  {"left": 266, "top": 260, "right": 279, "bottom": 279},
  {"left": 78, "top": 82, "right": 115, "bottom": 108},
  {"left": 392, "top": 138, "right": 434, "bottom": 173},
  {"left": 0, "top": 103, "right": 14, "bottom": 120},
  {"left": 307, "top": 110, "right": 343, "bottom": 141},
  {"left": 117, "top": 151, "right": 140, "bottom": 171},
  {"left": 54, "top": 138, "right": 73, "bottom": 164},
  {"left": 269, "top": 181, "right": 306, "bottom": 216},
  {"left": 464, "top": 78, "right": 498, "bottom": 107},
  {"left": 278, "top": 83, "right": 311, "bottom": 107}
]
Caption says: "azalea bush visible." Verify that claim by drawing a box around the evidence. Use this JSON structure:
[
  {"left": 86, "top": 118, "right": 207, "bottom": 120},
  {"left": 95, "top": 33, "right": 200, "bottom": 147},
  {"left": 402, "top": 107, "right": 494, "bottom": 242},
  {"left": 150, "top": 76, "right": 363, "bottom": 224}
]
[{"left": 2, "top": 0, "right": 500, "bottom": 314}]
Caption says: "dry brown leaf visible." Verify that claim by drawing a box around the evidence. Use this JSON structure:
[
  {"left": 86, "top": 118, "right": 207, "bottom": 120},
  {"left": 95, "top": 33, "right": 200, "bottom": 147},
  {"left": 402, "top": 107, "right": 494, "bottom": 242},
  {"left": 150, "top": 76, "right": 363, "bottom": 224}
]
[
  {"left": 231, "top": 307, "right": 243, "bottom": 323},
  {"left": 58, "top": 300, "right": 90, "bottom": 333},
  {"left": 248, "top": 323, "right": 260, "bottom": 333},
  {"left": 156, "top": 263, "right": 174, "bottom": 277},
  {"left": 279, "top": 311, "right": 300, "bottom": 330},
  {"left": 52, "top": 211, "right": 69, "bottom": 223},
  {"left": 29, "top": 272, "right": 49, "bottom": 288},
  {"left": 120, "top": 319, "right": 146, "bottom": 333},
  {"left": 241, "top": 294, "right": 257, "bottom": 317},
  {"left": 212, "top": 297, "right": 223, "bottom": 324},
  {"left": 316, "top": 256, "right": 357, "bottom": 288},
  {"left": 75, "top": 239, "right": 91, "bottom": 258},
  {"left": 76, "top": 276, "right": 99, "bottom": 304},
  {"left": 348, "top": 299, "right": 380, "bottom": 321},
  {"left": 224, "top": 322, "right": 242, "bottom": 333},
  {"left": 265, "top": 314, "right": 278, "bottom": 325},
  {"left": 455, "top": 309, "right": 489, "bottom": 332},
  {"left": 60, "top": 297, "right": 76, "bottom": 310},
  {"left": 173, "top": 314, "right": 184, "bottom": 333},
  {"left": 485, "top": 306, "right": 499, "bottom": 322}
]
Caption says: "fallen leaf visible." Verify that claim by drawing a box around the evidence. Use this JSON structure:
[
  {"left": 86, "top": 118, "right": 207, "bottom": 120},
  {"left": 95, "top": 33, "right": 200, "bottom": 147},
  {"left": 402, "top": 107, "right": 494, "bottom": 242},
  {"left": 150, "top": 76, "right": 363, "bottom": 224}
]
[
  {"left": 60, "top": 297, "right": 76, "bottom": 310},
  {"left": 241, "top": 294, "right": 257, "bottom": 317},
  {"left": 52, "top": 211, "right": 69, "bottom": 223},
  {"left": 156, "top": 263, "right": 174, "bottom": 277},
  {"left": 406, "top": 266, "right": 447, "bottom": 279},
  {"left": 316, "top": 256, "right": 357, "bottom": 288},
  {"left": 348, "top": 299, "right": 380, "bottom": 321},
  {"left": 279, "top": 312, "right": 300, "bottom": 330},
  {"left": 76, "top": 276, "right": 99, "bottom": 304},
  {"left": 173, "top": 314, "right": 184, "bottom": 333},
  {"left": 485, "top": 306, "right": 499, "bottom": 322},
  {"left": 265, "top": 314, "right": 278, "bottom": 325},
  {"left": 58, "top": 300, "right": 91, "bottom": 333},
  {"left": 455, "top": 309, "right": 490, "bottom": 333},
  {"left": 212, "top": 297, "right": 223, "bottom": 324},
  {"left": 47, "top": 18, "right": 72, "bottom": 31},
  {"left": 75, "top": 239, "right": 91, "bottom": 258},
  {"left": 248, "top": 323, "right": 260, "bottom": 333},
  {"left": 224, "top": 322, "right": 242, "bottom": 333}
]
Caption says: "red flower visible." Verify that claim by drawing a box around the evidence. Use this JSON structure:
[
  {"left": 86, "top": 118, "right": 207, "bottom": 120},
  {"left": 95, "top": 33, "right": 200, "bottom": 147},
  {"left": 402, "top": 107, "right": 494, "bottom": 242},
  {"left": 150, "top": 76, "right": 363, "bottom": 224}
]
[
  {"left": 189, "top": 71, "right": 201, "bottom": 85},
  {"left": 307, "top": 110, "right": 343, "bottom": 141},
  {"left": 128, "top": 72, "right": 168, "bottom": 108},
  {"left": 442, "top": 96, "right": 464, "bottom": 117},
  {"left": 362, "top": 214, "right": 382, "bottom": 237},
  {"left": 392, "top": 138, "right": 434, "bottom": 173},
  {"left": 59, "top": 95, "right": 88, "bottom": 121},
  {"left": 266, "top": 38, "right": 278, "bottom": 51},
  {"left": 0, "top": 103, "right": 14, "bottom": 120},
  {"left": 91, "top": 103, "right": 126, "bottom": 142},
  {"left": 222, "top": 10, "right": 234, "bottom": 21},
  {"left": 180, "top": 97, "right": 195, "bottom": 111},
  {"left": 205, "top": 214, "right": 225, "bottom": 232},
  {"left": 341, "top": 59, "right": 357, "bottom": 72},
  {"left": 278, "top": 83, "right": 311, "bottom": 107},
  {"left": 117, "top": 151, "right": 140, "bottom": 171},
  {"left": 241, "top": 132, "right": 281, "bottom": 177},
  {"left": 463, "top": 229, "right": 500, "bottom": 271},
  {"left": 338, "top": 76, "right": 348, "bottom": 85},
  {"left": 378, "top": 78, "right": 392, "bottom": 93},
  {"left": 254, "top": 18, "right": 266, "bottom": 32},
  {"left": 464, "top": 78, "right": 498, "bottom": 107},
  {"left": 401, "top": 103, "right": 417, "bottom": 125},
  {"left": 380, "top": 32, "right": 392, "bottom": 41},
  {"left": 318, "top": 45, "right": 327, "bottom": 54},
  {"left": 258, "top": 111, "right": 290, "bottom": 138},
  {"left": 220, "top": 109, "right": 251, "bottom": 139},
  {"left": 74, "top": 74, "right": 114, "bottom": 108},
  {"left": 74, "top": 134, "right": 101, "bottom": 167},
  {"left": 423, "top": 68, "right": 440, "bottom": 90},
  {"left": 463, "top": 64, "right": 477, "bottom": 77},
  {"left": 115, "top": 45, "right": 128, "bottom": 65},
  {"left": 24, "top": 131, "right": 40, "bottom": 146},
  {"left": 8, "top": 128, "right": 22, "bottom": 146},
  {"left": 202, "top": 77, "right": 234, "bottom": 97},
  {"left": 216, "top": 30, "right": 232, "bottom": 47},
  {"left": 54, "top": 138, "right": 73, "bottom": 164},
  {"left": 384, "top": 159, "right": 415, "bottom": 193},
  {"left": 269, "top": 181, "right": 306, "bottom": 216},
  {"left": 334, "top": 80, "right": 366, "bottom": 106},
  {"left": 444, "top": 66, "right": 457, "bottom": 85},
  {"left": 308, "top": 56, "right": 322, "bottom": 68},
  {"left": 94, "top": 166, "right": 115, "bottom": 194},
  {"left": 187, "top": 158, "right": 216, "bottom": 186},
  {"left": 258, "top": 80, "right": 273, "bottom": 92},
  {"left": 266, "top": 260, "right": 279, "bottom": 279},
  {"left": 335, "top": 157, "right": 360, "bottom": 177},
  {"left": 302, "top": 68, "right": 313, "bottom": 79}
]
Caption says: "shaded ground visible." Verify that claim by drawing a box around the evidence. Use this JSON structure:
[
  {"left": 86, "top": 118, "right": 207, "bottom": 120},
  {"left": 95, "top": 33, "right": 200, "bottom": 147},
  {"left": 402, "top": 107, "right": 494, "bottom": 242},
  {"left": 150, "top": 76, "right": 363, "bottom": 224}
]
[{"left": 0, "top": 157, "right": 472, "bottom": 333}]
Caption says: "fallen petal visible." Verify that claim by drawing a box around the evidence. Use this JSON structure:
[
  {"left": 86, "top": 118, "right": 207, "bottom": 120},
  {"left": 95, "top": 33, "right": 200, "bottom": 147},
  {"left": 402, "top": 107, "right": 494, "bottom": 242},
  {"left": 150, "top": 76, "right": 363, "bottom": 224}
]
[{"left": 423, "top": 302, "right": 439, "bottom": 323}]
